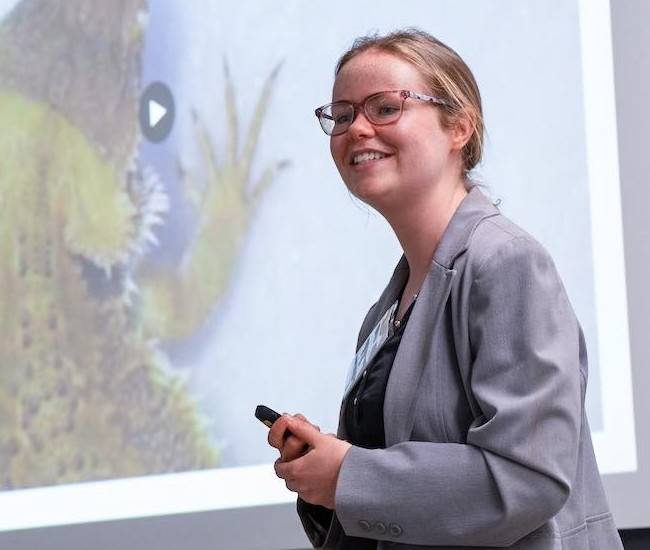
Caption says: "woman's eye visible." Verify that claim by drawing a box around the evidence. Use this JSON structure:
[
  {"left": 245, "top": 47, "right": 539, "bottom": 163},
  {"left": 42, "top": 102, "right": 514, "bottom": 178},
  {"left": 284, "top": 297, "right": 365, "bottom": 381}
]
[
  {"left": 375, "top": 104, "right": 400, "bottom": 117},
  {"left": 334, "top": 112, "right": 353, "bottom": 125}
]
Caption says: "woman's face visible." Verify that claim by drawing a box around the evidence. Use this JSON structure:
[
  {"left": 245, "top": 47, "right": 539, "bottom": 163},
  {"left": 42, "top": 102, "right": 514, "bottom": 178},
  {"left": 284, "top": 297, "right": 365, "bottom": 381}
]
[{"left": 329, "top": 50, "right": 465, "bottom": 213}]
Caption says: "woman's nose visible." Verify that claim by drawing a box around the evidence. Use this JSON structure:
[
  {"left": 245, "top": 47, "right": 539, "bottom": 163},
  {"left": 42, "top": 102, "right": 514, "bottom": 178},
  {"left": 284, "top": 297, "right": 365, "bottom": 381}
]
[{"left": 347, "top": 107, "right": 375, "bottom": 138}]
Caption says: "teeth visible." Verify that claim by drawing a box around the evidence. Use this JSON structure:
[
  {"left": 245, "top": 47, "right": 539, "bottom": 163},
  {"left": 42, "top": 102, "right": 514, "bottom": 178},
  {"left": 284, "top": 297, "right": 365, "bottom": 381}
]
[{"left": 353, "top": 152, "right": 386, "bottom": 165}]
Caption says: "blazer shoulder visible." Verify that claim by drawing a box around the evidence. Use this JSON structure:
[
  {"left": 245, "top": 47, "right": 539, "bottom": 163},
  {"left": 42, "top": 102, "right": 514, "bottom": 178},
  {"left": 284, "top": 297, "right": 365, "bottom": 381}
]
[{"left": 465, "top": 212, "right": 552, "bottom": 268}]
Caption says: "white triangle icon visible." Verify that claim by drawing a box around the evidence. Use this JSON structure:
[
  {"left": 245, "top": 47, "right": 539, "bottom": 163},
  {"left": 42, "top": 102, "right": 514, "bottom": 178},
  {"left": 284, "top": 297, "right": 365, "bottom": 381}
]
[{"left": 148, "top": 99, "right": 167, "bottom": 128}]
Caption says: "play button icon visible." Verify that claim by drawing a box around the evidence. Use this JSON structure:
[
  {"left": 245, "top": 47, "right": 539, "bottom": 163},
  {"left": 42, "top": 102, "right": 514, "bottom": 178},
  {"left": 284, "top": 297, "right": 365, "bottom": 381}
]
[{"left": 139, "top": 81, "right": 175, "bottom": 143}]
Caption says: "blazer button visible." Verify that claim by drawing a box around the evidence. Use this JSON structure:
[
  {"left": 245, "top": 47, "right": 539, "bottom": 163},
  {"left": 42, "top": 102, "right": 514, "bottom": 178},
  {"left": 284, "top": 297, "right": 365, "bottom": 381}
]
[
  {"left": 358, "top": 520, "right": 371, "bottom": 532},
  {"left": 374, "top": 522, "right": 387, "bottom": 534},
  {"left": 389, "top": 523, "right": 403, "bottom": 537}
]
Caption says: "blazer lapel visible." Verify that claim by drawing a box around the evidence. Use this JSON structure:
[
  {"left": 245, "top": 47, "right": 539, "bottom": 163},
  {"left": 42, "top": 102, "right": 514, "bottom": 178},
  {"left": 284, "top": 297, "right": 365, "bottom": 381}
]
[
  {"left": 355, "top": 256, "right": 409, "bottom": 346},
  {"left": 384, "top": 262, "right": 456, "bottom": 445},
  {"left": 383, "top": 187, "right": 500, "bottom": 445}
]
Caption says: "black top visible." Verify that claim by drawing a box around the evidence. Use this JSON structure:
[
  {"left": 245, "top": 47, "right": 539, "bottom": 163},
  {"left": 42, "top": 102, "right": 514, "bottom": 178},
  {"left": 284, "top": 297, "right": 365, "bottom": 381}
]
[
  {"left": 343, "top": 300, "right": 415, "bottom": 449},
  {"left": 336, "top": 301, "right": 415, "bottom": 550}
]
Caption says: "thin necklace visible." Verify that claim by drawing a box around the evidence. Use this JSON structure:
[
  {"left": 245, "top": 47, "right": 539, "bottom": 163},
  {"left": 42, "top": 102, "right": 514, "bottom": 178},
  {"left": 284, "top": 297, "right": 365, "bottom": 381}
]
[{"left": 394, "top": 293, "right": 418, "bottom": 329}]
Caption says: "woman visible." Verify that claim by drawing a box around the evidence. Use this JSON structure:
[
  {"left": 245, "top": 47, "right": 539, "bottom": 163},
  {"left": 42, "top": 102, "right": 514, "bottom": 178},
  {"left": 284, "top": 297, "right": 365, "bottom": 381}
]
[{"left": 267, "top": 28, "right": 623, "bottom": 549}]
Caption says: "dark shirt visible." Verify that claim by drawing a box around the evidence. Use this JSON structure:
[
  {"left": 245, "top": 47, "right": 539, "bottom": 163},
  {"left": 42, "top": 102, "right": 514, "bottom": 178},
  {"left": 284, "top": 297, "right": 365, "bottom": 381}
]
[
  {"left": 343, "top": 307, "right": 411, "bottom": 449},
  {"left": 338, "top": 301, "right": 414, "bottom": 549}
]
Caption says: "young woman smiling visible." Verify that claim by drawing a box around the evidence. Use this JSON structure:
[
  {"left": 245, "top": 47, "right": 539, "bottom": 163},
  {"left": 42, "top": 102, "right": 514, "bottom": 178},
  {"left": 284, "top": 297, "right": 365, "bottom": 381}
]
[{"left": 267, "top": 28, "right": 623, "bottom": 550}]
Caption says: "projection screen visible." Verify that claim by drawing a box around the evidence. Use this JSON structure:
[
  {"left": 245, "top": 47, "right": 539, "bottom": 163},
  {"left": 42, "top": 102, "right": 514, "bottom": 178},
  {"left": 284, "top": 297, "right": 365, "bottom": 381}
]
[{"left": 0, "top": 0, "right": 647, "bottom": 548}]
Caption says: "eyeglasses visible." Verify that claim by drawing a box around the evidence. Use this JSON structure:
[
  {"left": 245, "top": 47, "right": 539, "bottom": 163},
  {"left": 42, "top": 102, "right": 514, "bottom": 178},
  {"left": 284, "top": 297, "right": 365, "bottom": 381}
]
[{"left": 314, "top": 90, "right": 449, "bottom": 136}]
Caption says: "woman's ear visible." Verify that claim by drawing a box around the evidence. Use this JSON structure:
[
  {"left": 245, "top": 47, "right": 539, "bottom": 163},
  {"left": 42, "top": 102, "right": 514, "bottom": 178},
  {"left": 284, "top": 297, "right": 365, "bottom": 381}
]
[{"left": 450, "top": 111, "right": 475, "bottom": 152}]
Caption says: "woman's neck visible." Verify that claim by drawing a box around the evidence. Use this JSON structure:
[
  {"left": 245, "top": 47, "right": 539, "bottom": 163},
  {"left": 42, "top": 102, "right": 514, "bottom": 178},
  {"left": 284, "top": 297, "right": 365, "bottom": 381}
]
[{"left": 391, "top": 183, "right": 468, "bottom": 289}]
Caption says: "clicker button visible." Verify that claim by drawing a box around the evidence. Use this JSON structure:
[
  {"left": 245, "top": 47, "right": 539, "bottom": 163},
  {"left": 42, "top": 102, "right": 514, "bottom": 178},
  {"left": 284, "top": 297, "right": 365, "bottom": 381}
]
[
  {"left": 358, "top": 520, "right": 371, "bottom": 532},
  {"left": 389, "top": 523, "right": 403, "bottom": 537}
]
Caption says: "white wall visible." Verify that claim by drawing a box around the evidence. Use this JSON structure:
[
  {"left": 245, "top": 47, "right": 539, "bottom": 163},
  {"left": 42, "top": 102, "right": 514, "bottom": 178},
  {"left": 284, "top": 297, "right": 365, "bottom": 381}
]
[{"left": 602, "top": 0, "right": 650, "bottom": 530}]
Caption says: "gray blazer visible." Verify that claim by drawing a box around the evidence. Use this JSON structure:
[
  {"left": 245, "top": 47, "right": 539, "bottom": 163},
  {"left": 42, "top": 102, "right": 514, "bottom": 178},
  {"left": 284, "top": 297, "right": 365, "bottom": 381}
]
[{"left": 298, "top": 187, "right": 623, "bottom": 549}]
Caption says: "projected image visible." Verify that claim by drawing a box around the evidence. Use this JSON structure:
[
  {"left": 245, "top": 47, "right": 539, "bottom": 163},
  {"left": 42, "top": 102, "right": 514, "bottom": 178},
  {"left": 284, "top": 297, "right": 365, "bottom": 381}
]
[
  {"left": 0, "top": 0, "right": 239, "bottom": 490},
  {"left": 0, "top": 0, "right": 636, "bottom": 524}
]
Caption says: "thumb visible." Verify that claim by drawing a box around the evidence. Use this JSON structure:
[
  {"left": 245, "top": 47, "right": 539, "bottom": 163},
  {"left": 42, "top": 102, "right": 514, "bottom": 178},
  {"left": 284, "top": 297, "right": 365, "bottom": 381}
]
[{"left": 286, "top": 415, "right": 321, "bottom": 446}]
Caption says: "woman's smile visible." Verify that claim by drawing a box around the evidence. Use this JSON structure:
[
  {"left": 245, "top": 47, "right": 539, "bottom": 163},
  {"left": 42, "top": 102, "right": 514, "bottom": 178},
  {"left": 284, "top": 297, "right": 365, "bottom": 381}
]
[{"left": 350, "top": 150, "right": 390, "bottom": 166}]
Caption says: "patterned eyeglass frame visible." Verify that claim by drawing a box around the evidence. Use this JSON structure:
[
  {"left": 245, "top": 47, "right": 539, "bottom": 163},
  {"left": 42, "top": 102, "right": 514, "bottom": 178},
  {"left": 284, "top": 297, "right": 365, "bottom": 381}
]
[{"left": 314, "top": 90, "right": 450, "bottom": 136}]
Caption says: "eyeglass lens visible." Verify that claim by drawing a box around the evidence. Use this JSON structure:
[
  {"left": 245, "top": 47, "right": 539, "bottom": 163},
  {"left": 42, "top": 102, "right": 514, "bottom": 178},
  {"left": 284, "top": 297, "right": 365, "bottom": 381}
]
[{"left": 319, "top": 91, "right": 405, "bottom": 136}]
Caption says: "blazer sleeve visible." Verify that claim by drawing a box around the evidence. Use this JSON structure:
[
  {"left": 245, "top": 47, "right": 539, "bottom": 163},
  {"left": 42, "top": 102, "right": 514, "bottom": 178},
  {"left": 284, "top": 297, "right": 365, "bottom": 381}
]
[{"left": 333, "top": 236, "right": 584, "bottom": 547}]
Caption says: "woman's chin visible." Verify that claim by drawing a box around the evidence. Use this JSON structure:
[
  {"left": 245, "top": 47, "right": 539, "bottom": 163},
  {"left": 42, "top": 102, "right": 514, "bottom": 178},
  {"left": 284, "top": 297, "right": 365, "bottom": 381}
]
[{"left": 346, "top": 179, "right": 392, "bottom": 206}]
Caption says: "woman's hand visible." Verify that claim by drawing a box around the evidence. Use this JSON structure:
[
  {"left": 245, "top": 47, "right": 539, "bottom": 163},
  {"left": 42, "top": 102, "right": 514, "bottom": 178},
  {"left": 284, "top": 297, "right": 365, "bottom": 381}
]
[
  {"left": 271, "top": 415, "right": 352, "bottom": 509},
  {"left": 268, "top": 413, "right": 316, "bottom": 463}
]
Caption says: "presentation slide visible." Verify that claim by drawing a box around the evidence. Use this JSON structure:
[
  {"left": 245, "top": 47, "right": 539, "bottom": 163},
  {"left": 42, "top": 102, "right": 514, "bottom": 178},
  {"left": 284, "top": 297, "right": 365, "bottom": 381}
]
[{"left": 0, "top": 0, "right": 642, "bottom": 547}]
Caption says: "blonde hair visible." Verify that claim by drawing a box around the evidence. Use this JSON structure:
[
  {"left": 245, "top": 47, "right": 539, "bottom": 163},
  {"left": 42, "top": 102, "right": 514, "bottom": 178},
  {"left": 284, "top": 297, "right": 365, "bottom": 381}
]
[{"left": 336, "top": 28, "right": 484, "bottom": 175}]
